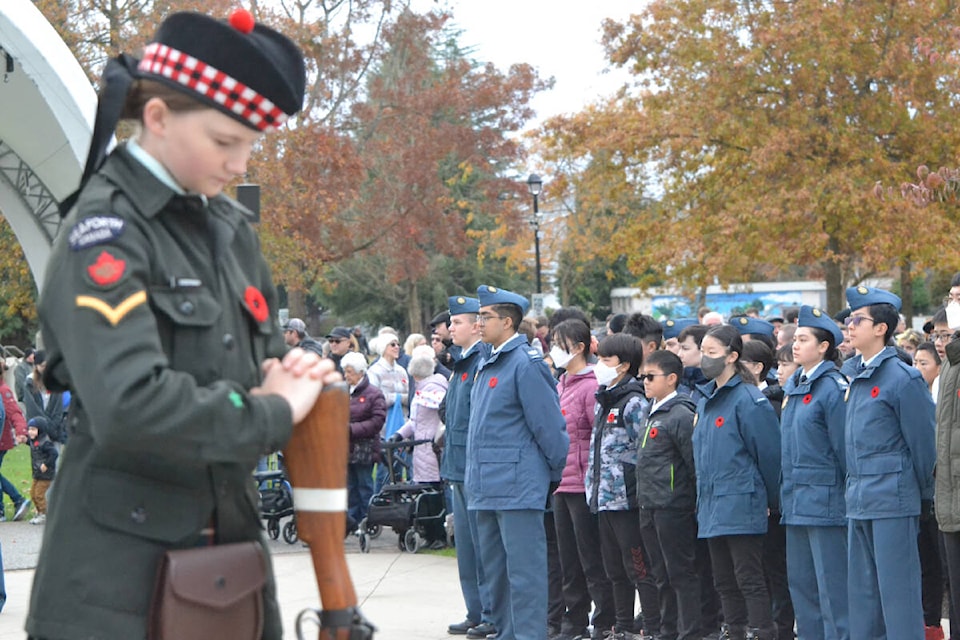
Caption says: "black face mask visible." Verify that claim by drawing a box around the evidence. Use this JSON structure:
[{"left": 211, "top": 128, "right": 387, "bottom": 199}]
[{"left": 700, "top": 354, "right": 727, "bottom": 380}]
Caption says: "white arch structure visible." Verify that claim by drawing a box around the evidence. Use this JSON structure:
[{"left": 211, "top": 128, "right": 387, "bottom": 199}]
[{"left": 0, "top": 0, "right": 95, "bottom": 291}]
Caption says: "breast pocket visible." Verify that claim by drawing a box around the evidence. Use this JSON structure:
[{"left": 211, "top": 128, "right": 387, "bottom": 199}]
[
  {"left": 478, "top": 447, "right": 519, "bottom": 498},
  {"left": 150, "top": 288, "right": 222, "bottom": 381}
]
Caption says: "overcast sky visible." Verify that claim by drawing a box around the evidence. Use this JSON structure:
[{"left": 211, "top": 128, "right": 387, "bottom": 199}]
[{"left": 420, "top": 0, "right": 642, "bottom": 126}]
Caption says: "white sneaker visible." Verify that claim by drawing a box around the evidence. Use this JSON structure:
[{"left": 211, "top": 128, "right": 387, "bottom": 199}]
[{"left": 29, "top": 513, "right": 45, "bottom": 525}]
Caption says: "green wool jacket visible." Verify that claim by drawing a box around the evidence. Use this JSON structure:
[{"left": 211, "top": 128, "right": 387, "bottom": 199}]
[
  {"left": 937, "top": 339, "right": 960, "bottom": 532},
  {"left": 26, "top": 146, "right": 293, "bottom": 640}
]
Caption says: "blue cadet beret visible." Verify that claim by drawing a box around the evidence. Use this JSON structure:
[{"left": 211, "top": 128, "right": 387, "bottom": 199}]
[
  {"left": 448, "top": 295, "right": 480, "bottom": 316},
  {"left": 729, "top": 315, "right": 775, "bottom": 337},
  {"left": 476, "top": 285, "right": 530, "bottom": 314},
  {"left": 661, "top": 318, "right": 696, "bottom": 340},
  {"left": 798, "top": 305, "right": 843, "bottom": 346},
  {"left": 845, "top": 285, "right": 901, "bottom": 312}
]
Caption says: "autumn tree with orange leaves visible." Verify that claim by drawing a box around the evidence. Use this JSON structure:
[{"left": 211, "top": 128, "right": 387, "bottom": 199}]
[{"left": 539, "top": 0, "right": 960, "bottom": 315}]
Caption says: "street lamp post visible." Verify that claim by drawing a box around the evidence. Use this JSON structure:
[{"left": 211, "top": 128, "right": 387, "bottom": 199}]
[{"left": 527, "top": 173, "right": 543, "bottom": 294}]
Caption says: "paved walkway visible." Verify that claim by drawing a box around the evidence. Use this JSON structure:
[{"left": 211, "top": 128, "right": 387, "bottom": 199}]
[{"left": 0, "top": 518, "right": 466, "bottom": 640}]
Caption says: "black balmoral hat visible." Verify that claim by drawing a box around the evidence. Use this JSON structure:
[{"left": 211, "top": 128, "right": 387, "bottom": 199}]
[
  {"left": 140, "top": 10, "right": 306, "bottom": 132},
  {"left": 60, "top": 8, "right": 306, "bottom": 216}
]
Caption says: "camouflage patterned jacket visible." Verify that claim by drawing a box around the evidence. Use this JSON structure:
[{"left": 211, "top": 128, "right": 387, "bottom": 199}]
[{"left": 587, "top": 377, "right": 647, "bottom": 512}]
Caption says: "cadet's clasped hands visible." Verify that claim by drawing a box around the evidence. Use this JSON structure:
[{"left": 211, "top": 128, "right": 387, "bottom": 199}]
[{"left": 254, "top": 348, "right": 343, "bottom": 424}]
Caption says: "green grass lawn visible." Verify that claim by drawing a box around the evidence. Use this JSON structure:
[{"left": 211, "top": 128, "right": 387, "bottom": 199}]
[{"left": 0, "top": 444, "right": 33, "bottom": 517}]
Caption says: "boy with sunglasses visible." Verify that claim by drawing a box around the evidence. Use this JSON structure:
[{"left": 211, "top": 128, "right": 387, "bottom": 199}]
[
  {"left": 637, "top": 350, "right": 701, "bottom": 640},
  {"left": 841, "top": 285, "right": 935, "bottom": 640}
]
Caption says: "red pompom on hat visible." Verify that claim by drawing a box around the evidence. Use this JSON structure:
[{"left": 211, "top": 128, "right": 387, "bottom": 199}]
[{"left": 229, "top": 8, "right": 256, "bottom": 34}]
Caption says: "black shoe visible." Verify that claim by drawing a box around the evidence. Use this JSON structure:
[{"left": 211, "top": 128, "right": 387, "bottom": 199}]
[
  {"left": 466, "top": 622, "right": 496, "bottom": 639},
  {"left": 448, "top": 620, "right": 479, "bottom": 635}
]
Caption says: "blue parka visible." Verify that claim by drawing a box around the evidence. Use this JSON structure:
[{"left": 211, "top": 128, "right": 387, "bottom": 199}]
[
  {"left": 841, "top": 347, "right": 935, "bottom": 518},
  {"left": 693, "top": 374, "right": 781, "bottom": 537},
  {"left": 466, "top": 334, "right": 569, "bottom": 511},
  {"left": 440, "top": 341, "right": 486, "bottom": 483},
  {"left": 779, "top": 362, "right": 848, "bottom": 527}
]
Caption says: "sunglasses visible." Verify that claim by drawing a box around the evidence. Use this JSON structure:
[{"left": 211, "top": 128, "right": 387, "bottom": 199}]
[
  {"left": 844, "top": 315, "right": 877, "bottom": 328},
  {"left": 638, "top": 373, "right": 670, "bottom": 382}
]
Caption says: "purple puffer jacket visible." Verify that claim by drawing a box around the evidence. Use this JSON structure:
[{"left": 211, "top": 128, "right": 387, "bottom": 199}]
[
  {"left": 350, "top": 376, "right": 386, "bottom": 464},
  {"left": 556, "top": 366, "right": 599, "bottom": 493},
  {"left": 398, "top": 373, "right": 448, "bottom": 482}
]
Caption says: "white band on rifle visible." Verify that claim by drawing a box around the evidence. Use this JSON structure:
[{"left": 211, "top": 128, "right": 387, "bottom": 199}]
[{"left": 292, "top": 488, "right": 348, "bottom": 512}]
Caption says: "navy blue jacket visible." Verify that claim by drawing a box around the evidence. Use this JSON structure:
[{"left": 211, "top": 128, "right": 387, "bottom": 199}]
[
  {"left": 440, "top": 341, "right": 486, "bottom": 483},
  {"left": 466, "top": 334, "right": 569, "bottom": 511},
  {"left": 780, "top": 363, "right": 847, "bottom": 527},
  {"left": 842, "top": 347, "right": 935, "bottom": 518},
  {"left": 693, "top": 374, "right": 781, "bottom": 537}
]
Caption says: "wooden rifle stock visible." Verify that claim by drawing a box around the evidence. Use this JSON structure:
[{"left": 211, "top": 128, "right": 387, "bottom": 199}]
[{"left": 283, "top": 383, "right": 375, "bottom": 640}]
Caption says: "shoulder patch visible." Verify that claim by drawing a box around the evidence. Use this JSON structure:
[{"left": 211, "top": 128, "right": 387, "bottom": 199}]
[
  {"left": 84, "top": 250, "right": 127, "bottom": 289},
  {"left": 68, "top": 216, "right": 126, "bottom": 251}
]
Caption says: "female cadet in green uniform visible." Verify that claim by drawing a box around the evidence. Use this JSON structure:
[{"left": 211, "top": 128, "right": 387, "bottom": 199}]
[{"left": 25, "top": 10, "right": 340, "bottom": 640}]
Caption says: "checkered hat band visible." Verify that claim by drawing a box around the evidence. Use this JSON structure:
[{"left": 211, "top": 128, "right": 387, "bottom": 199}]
[{"left": 138, "top": 43, "right": 288, "bottom": 132}]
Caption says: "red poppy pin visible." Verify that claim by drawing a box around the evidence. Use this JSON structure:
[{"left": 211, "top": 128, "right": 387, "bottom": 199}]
[
  {"left": 607, "top": 412, "right": 616, "bottom": 423},
  {"left": 561, "top": 409, "right": 567, "bottom": 416},
  {"left": 359, "top": 397, "right": 366, "bottom": 403},
  {"left": 87, "top": 250, "right": 126, "bottom": 286},
  {"left": 243, "top": 286, "right": 268, "bottom": 323},
  {"left": 461, "top": 373, "right": 468, "bottom": 382},
  {"left": 871, "top": 386, "right": 880, "bottom": 398},
  {"left": 649, "top": 427, "right": 659, "bottom": 439},
  {"left": 715, "top": 416, "right": 725, "bottom": 428},
  {"left": 802, "top": 394, "right": 812, "bottom": 405},
  {"left": 489, "top": 377, "right": 498, "bottom": 388}
]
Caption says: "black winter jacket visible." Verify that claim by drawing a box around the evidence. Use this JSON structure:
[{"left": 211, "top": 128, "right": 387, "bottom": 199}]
[{"left": 636, "top": 394, "right": 697, "bottom": 511}]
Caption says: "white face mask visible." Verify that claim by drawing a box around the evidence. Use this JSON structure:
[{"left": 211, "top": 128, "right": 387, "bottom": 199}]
[
  {"left": 594, "top": 362, "right": 621, "bottom": 387},
  {"left": 948, "top": 301, "right": 960, "bottom": 330},
  {"left": 550, "top": 345, "right": 575, "bottom": 369}
]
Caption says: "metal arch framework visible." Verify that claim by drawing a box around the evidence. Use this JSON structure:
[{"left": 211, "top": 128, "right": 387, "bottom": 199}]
[
  {"left": 0, "top": 0, "right": 96, "bottom": 293},
  {"left": 0, "top": 140, "right": 62, "bottom": 244}
]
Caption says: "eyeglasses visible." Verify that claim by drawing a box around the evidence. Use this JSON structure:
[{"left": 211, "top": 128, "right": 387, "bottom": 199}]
[
  {"left": 477, "top": 314, "right": 504, "bottom": 325},
  {"left": 639, "top": 373, "right": 670, "bottom": 382},
  {"left": 844, "top": 315, "right": 876, "bottom": 328},
  {"left": 934, "top": 332, "right": 954, "bottom": 343}
]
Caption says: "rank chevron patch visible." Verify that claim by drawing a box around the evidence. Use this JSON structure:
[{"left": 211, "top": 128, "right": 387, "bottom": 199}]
[{"left": 75, "top": 290, "right": 147, "bottom": 326}]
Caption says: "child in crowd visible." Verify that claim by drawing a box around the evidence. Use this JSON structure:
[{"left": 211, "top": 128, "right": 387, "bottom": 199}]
[
  {"left": 27, "top": 417, "right": 58, "bottom": 525},
  {"left": 775, "top": 345, "right": 798, "bottom": 390},
  {"left": 589, "top": 333, "right": 660, "bottom": 638},
  {"left": 637, "top": 349, "right": 701, "bottom": 640}
]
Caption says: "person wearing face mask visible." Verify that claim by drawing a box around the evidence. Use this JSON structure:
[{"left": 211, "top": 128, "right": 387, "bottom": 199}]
[
  {"left": 693, "top": 325, "right": 781, "bottom": 640},
  {"left": 549, "top": 320, "right": 615, "bottom": 640},
  {"left": 588, "top": 334, "right": 661, "bottom": 639}
]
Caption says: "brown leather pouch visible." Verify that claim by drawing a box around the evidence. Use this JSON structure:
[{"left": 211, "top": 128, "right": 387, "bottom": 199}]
[{"left": 148, "top": 541, "right": 266, "bottom": 640}]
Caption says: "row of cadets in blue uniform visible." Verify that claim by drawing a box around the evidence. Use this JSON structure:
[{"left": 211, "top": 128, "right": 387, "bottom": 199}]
[
  {"left": 443, "top": 295, "right": 496, "bottom": 639},
  {"left": 840, "top": 286, "right": 936, "bottom": 640},
  {"left": 465, "top": 285, "right": 570, "bottom": 640},
  {"left": 779, "top": 305, "right": 850, "bottom": 640}
]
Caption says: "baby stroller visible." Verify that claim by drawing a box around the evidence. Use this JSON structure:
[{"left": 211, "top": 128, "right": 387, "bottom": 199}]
[
  {"left": 358, "top": 438, "right": 447, "bottom": 554},
  {"left": 254, "top": 455, "right": 298, "bottom": 544}
]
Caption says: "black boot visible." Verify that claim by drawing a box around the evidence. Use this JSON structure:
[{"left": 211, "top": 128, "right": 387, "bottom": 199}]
[
  {"left": 719, "top": 624, "right": 747, "bottom": 640},
  {"left": 745, "top": 627, "right": 777, "bottom": 640}
]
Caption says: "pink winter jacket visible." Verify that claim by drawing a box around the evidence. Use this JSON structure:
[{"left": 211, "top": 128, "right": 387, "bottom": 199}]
[
  {"left": 398, "top": 373, "right": 448, "bottom": 482},
  {"left": 556, "top": 366, "right": 599, "bottom": 493}
]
